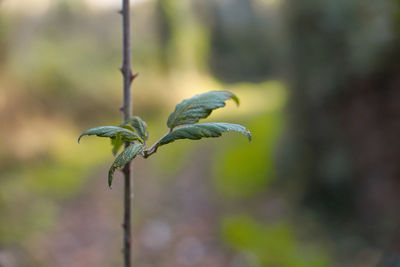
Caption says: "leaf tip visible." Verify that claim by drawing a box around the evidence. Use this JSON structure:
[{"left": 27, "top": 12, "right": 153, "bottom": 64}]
[
  {"left": 230, "top": 93, "right": 240, "bottom": 106},
  {"left": 247, "top": 130, "right": 252, "bottom": 142},
  {"left": 108, "top": 167, "right": 115, "bottom": 188}
]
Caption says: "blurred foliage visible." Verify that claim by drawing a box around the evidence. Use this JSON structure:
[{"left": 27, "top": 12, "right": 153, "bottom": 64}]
[
  {"left": 213, "top": 105, "right": 283, "bottom": 198},
  {"left": 0, "top": 136, "right": 111, "bottom": 243},
  {"left": 222, "top": 215, "right": 329, "bottom": 267},
  {"left": 0, "top": 13, "right": 9, "bottom": 66},
  {"left": 281, "top": 0, "right": 398, "bottom": 223},
  {"left": 157, "top": 0, "right": 209, "bottom": 72},
  {"left": 280, "top": 0, "right": 400, "bottom": 265},
  {"left": 207, "top": 0, "right": 282, "bottom": 83}
]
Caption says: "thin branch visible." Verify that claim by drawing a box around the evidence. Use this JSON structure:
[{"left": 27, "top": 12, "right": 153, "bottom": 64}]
[
  {"left": 142, "top": 128, "right": 173, "bottom": 158},
  {"left": 121, "top": 0, "right": 133, "bottom": 266}
]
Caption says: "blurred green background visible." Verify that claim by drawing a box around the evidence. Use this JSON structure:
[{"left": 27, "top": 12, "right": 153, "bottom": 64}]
[{"left": 0, "top": 0, "right": 399, "bottom": 266}]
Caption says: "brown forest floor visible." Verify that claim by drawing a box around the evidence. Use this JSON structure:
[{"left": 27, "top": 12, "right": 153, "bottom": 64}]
[{"left": 33, "top": 149, "right": 234, "bottom": 267}]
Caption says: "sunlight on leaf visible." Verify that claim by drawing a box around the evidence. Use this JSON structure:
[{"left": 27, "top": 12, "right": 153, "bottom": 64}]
[{"left": 167, "top": 91, "right": 239, "bottom": 129}]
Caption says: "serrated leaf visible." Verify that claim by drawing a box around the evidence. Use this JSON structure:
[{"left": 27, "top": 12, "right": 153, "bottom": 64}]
[
  {"left": 124, "top": 116, "right": 149, "bottom": 141},
  {"left": 78, "top": 126, "right": 142, "bottom": 143},
  {"left": 167, "top": 91, "right": 239, "bottom": 129},
  {"left": 157, "top": 123, "right": 251, "bottom": 150},
  {"left": 108, "top": 143, "right": 145, "bottom": 187}
]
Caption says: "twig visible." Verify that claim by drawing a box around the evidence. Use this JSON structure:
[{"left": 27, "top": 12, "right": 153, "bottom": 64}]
[
  {"left": 120, "top": 0, "right": 133, "bottom": 266},
  {"left": 142, "top": 128, "right": 173, "bottom": 158}
]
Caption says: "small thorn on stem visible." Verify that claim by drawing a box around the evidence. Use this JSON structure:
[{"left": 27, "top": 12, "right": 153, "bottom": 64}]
[
  {"left": 130, "top": 72, "right": 139, "bottom": 82},
  {"left": 120, "top": 106, "right": 124, "bottom": 112},
  {"left": 118, "top": 9, "right": 123, "bottom": 15},
  {"left": 119, "top": 67, "right": 124, "bottom": 74}
]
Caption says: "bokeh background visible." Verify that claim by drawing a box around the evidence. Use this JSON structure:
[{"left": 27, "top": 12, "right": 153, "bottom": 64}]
[{"left": 0, "top": 0, "right": 399, "bottom": 266}]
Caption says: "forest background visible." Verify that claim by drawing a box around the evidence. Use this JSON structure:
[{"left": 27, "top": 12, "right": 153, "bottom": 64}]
[{"left": 0, "top": 0, "right": 399, "bottom": 266}]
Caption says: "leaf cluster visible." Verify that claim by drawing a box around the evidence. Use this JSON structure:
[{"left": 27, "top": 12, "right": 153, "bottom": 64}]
[{"left": 78, "top": 91, "right": 251, "bottom": 187}]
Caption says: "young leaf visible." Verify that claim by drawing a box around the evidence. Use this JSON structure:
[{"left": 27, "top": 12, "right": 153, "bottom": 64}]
[
  {"left": 157, "top": 122, "right": 251, "bottom": 150},
  {"left": 108, "top": 143, "right": 145, "bottom": 187},
  {"left": 111, "top": 134, "right": 124, "bottom": 156},
  {"left": 121, "top": 124, "right": 136, "bottom": 133},
  {"left": 124, "top": 116, "right": 149, "bottom": 141},
  {"left": 78, "top": 126, "right": 142, "bottom": 143},
  {"left": 167, "top": 91, "right": 239, "bottom": 129}
]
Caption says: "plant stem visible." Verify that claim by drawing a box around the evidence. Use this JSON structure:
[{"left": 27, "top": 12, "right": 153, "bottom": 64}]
[
  {"left": 142, "top": 128, "right": 173, "bottom": 158},
  {"left": 121, "top": 0, "right": 134, "bottom": 266}
]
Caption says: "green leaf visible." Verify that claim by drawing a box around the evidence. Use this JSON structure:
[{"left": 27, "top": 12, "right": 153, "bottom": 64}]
[
  {"left": 108, "top": 143, "right": 145, "bottom": 187},
  {"left": 124, "top": 116, "right": 149, "bottom": 141},
  {"left": 158, "top": 123, "right": 251, "bottom": 149},
  {"left": 78, "top": 126, "right": 142, "bottom": 143},
  {"left": 121, "top": 124, "right": 136, "bottom": 133},
  {"left": 167, "top": 91, "right": 239, "bottom": 129},
  {"left": 111, "top": 134, "right": 124, "bottom": 156},
  {"left": 120, "top": 124, "right": 144, "bottom": 143}
]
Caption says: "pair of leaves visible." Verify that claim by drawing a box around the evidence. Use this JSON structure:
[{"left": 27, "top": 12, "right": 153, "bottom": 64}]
[
  {"left": 78, "top": 117, "right": 148, "bottom": 187},
  {"left": 151, "top": 91, "right": 250, "bottom": 153}
]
